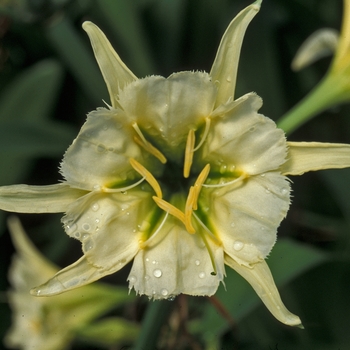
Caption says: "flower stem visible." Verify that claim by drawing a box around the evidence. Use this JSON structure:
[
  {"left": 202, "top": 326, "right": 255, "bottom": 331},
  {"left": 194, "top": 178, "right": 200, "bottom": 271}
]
[{"left": 133, "top": 299, "right": 173, "bottom": 350}]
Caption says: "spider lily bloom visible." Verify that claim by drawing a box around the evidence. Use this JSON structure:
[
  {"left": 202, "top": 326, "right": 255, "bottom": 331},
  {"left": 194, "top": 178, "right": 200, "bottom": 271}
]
[
  {"left": 1, "top": 0, "right": 350, "bottom": 328},
  {"left": 4, "top": 217, "right": 133, "bottom": 350},
  {"left": 278, "top": 0, "right": 350, "bottom": 134}
]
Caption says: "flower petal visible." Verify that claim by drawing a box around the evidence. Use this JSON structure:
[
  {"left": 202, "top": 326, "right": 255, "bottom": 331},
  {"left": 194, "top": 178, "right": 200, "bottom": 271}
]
[
  {"left": 291, "top": 28, "right": 338, "bottom": 71},
  {"left": 128, "top": 214, "right": 225, "bottom": 299},
  {"left": 62, "top": 189, "right": 155, "bottom": 271},
  {"left": 199, "top": 93, "right": 287, "bottom": 175},
  {"left": 0, "top": 183, "right": 86, "bottom": 213},
  {"left": 281, "top": 141, "right": 350, "bottom": 175},
  {"left": 225, "top": 255, "right": 302, "bottom": 327},
  {"left": 60, "top": 108, "right": 158, "bottom": 190},
  {"left": 210, "top": 0, "right": 261, "bottom": 106},
  {"left": 82, "top": 21, "right": 137, "bottom": 108},
  {"left": 203, "top": 172, "right": 290, "bottom": 265},
  {"left": 30, "top": 256, "right": 106, "bottom": 296},
  {"left": 118, "top": 72, "right": 217, "bottom": 162}
]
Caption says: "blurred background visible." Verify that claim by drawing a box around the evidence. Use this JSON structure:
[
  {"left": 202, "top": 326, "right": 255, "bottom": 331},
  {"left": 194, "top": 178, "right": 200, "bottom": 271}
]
[{"left": 0, "top": 0, "right": 350, "bottom": 349}]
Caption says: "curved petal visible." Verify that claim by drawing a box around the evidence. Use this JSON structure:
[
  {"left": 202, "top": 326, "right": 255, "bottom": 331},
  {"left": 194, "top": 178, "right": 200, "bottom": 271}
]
[
  {"left": 210, "top": 0, "right": 261, "bottom": 106},
  {"left": 291, "top": 28, "right": 338, "bottom": 71},
  {"left": 199, "top": 93, "right": 287, "bottom": 175},
  {"left": 82, "top": 21, "right": 137, "bottom": 108},
  {"left": 30, "top": 256, "right": 106, "bottom": 296},
  {"left": 203, "top": 172, "right": 290, "bottom": 265},
  {"left": 62, "top": 188, "right": 155, "bottom": 271},
  {"left": 60, "top": 108, "right": 158, "bottom": 190},
  {"left": 0, "top": 183, "right": 86, "bottom": 213},
  {"left": 225, "top": 255, "right": 302, "bottom": 327},
  {"left": 281, "top": 141, "right": 350, "bottom": 175},
  {"left": 118, "top": 72, "right": 217, "bottom": 162},
  {"left": 128, "top": 214, "right": 225, "bottom": 299}
]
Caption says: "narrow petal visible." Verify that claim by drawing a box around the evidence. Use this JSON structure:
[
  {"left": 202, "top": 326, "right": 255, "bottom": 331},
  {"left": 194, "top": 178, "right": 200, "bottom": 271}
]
[
  {"left": 128, "top": 213, "right": 225, "bottom": 299},
  {"left": 62, "top": 189, "right": 154, "bottom": 271},
  {"left": 31, "top": 256, "right": 106, "bottom": 296},
  {"left": 203, "top": 172, "right": 290, "bottom": 265},
  {"left": 210, "top": 0, "right": 261, "bottom": 106},
  {"left": 291, "top": 29, "right": 338, "bottom": 71},
  {"left": 281, "top": 141, "right": 350, "bottom": 175},
  {"left": 82, "top": 21, "right": 137, "bottom": 108},
  {"left": 198, "top": 93, "right": 287, "bottom": 175},
  {"left": 0, "top": 183, "right": 86, "bottom": 213},
  {"left": 225, "top": 255, "right": 302, "bottom": 327},
  {"left": 60, "top": 108, "right": 157, "bottom": 190}
]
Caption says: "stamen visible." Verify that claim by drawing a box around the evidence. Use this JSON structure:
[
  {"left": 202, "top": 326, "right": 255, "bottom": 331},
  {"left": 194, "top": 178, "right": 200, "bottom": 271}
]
[
  {"left": 130, "top": 158, "right": 162, "bottom": 198},
  {"left": 192, "top": 164, "right": 210, "bottom": 210},
  {"left": 184, "top": 187, "right": 196, "bottom": 233},
  {"left": 183, "top": 129, "right": 195, "bottom": 178},
  {"left": 193, "top": 117, "right": 211, "bottom": 151},
  {"left": 132, "top": 122, "right": 167, "bottom": 164},
  {"left": 140, "top": 212, "right": 169, "bottom": 249},
  {"left": 202, "top": 172, "right": 247, "bottom": 188},
  {"left": 102, "top": 177, "right": 145, "bottom": 193},
  {"left": 153, "top": 196, "right": 186, "bottom": 225}
]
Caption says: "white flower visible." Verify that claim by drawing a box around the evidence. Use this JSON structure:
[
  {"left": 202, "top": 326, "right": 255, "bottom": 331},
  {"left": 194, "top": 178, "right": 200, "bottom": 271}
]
[{"left": 2, "top": 0, "right": 350, "bottom": 327}]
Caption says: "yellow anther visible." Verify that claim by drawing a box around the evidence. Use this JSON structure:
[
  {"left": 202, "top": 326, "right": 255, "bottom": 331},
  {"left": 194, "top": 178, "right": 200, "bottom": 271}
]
[
  {"left": 192, "top": 164, "right": 210, "bottom": 210},
  {"left": 152, "top": 196, "right": 187, "bottom": 225},
  {"left": 184, "top": 186, "right": 196, "bottom": 233},
  {"left": 132, "top": 123, "right": 167, "bottom": 164},
  {"left": 183, "top": 129, "right": 195, "bottom": 178},
  {"left": 130, "top": 158, "right": 162, "bottom": 198}
]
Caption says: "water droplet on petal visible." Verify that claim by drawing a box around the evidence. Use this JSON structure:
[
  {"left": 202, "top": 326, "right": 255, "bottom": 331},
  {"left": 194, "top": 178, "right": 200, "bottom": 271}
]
[
  {"left": 129, "top": 275, "right": 137, "bottom": 283},
  {"left": 91, "top": 203, "right": 99, "bottom": 211},
  {"left": 233, "top": 240, "right": 244, "bottom": 251},
  {"left": 83, "top": 239, "right": 94, "bottom": 252},
  {"left": 226, "top": 77, "right": 231, "bottom": 82},
  {"left": 281, "top": 188, "right": 288, "bottom": 195},
  {"left": 97, "top": 144, "right": 106, "bottom": 153},
  {"left": 144, "top": 275, "right": 150, "bottom": 281},
  {"left": 152, "top": 260, "right": 158, "bottom": 265},
  {"left": 195, "top": 260, "right": 200, "bottom": 266},
  {"left": 82, "top": 223, "right": 91, "bottom": 231},
  {"left": 167, "top": 295, "right": 175, "bottom": 301},
  {"left": 265, "top": 188, "right": 271, "bottom": 194},
  {"left": 153, "top": 269, "right": 162, "bottom": 278},
  {"left": 74, "top": 231, "right": 81, "bottom": 239},
  {"left": 199, "top": 272, "right": 206, "bottom": 279},
  {"left": 81, "top": 233, "right": 89, "bottom": 240},
  {"left": 161, "top": 288, "right": 169, "bottom": 296}
]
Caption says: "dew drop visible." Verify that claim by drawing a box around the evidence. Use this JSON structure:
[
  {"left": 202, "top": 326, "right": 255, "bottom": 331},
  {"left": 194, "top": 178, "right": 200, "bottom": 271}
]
[
  {"left": 145, "top": 258, "right": 149, "bottom": 262},
  {"left": 161, "top": 288, "right": 169, "bottom": 296},
  {"left": 121, "top": 204, "right": 129, "bottom": 211},
  {"left": 83, "top": 239, "right": 94, "bottom": 252},
  {"left": 95, "top": 218, "right": 100, "bottom": 224},
  {"left": 195, "top": 260, "right": 200, "bottom": 266},
  {"left": 82, "top": 223, "right": 91, "bottom": 231},
  {"left": 74, "top": 231, "right": 81, "bottom": 239},
  {"left": 233, "top": 240, "right": 244, "bottom": 251},
  {"left": 152, "top": 260, "right": 158, "bottom": 265},
  {"left": 91, "top": 203, "right": 99, "bottom": 211},
  {"left": 281, "top": 188, "right": 288, "bottom": 195},
  {"left": 153, "top": 269, "right": 162, "bottom": 278},
  {"left": 265, "top": 188, "right": 271, "bottom": 194},
  {"left": 167, "top": 295, "right": 176, "bottom": 301},
  {"left": 97, "top": 144, "right": 106, "bottom": 153},
  {"left": 226, "top": 77, "right": 232, "bottom": 82},
  {"left": 260, "top": 173, "right": 266, "bottom": 177},
  {"left": 65, "top": 223, "right": 77, "bottom": 234},
  {"left": 144, "top": 275, "right": 150, "bottom": 281},
  {"left": 81, "top": 233, "right": 89, "bottom": 240},
  {"left": 34, "top": 289, "right": 41, "bottom": 296},
  {"left": 129, "top": 275, "right": 137, "bottom": 283},
  {"left": 220, "top": 164, "right": 227, "bottom": 174},
  {"left": 199, "top": 272, "right": 206, "bottom": 279}
]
